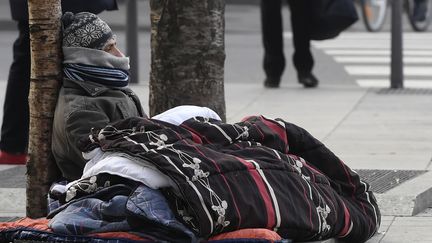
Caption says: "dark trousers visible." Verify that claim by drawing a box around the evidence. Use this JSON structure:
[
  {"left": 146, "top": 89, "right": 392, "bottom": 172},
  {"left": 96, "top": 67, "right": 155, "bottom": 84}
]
[
  {"left": 261, "top": 0, "right": 314, "bottom": 78},
  {"left": 0, "top": 21, "right": 30, "bottom": 154}
]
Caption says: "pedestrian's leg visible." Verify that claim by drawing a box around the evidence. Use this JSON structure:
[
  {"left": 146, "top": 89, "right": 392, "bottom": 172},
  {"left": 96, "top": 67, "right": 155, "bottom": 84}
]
[
  {"left": 288, "top": 0, "right": 318, "bottom": 88},
  {"left": 0, "top": 21, "right": 30, "bottom": 164},
  {"left": 261, "top": 0, "right": 285, "bottom": 88},
  {"left": 413, "top": 0, "right": 428, "bottom": 21}
]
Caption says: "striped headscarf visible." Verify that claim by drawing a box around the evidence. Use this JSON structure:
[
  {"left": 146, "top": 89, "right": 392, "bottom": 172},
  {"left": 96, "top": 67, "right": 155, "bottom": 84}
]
[{"left": 63, "top": 63, "right": 129, "bottom": 87}]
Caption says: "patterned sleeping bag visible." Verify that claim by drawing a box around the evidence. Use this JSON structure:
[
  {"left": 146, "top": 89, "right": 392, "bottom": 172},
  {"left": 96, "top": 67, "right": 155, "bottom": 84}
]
[{"left": 77, "top": 115, "right": 380, "bottom": 243}]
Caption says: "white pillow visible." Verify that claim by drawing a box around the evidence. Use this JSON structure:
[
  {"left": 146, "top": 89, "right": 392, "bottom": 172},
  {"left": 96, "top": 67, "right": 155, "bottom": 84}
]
[{"left": 152, "top": 105, "right": 221, "bottom": 125}]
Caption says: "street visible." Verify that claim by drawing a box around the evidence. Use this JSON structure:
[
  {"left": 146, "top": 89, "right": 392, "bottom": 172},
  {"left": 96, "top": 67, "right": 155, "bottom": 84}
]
[{"left": 1, "top": 2, "right": 431, "bottom": 87}]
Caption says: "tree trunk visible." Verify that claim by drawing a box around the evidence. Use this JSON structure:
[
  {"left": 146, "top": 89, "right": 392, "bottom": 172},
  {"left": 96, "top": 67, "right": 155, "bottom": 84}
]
[
  {"left": 27, "top": 0, "right": 62, "bottom": 218},
  {"left": 149, "top": 0, "right": 226, "bottom": 121}
]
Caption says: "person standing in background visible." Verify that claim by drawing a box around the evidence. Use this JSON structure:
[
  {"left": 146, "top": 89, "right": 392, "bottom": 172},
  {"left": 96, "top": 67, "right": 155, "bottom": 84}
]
[
  {"left": 413, "top": 0, "right": 428, "bottom": 21},
  {"left": 0, "top": 0, "right": 118, "bottom": 164},
  {"left": 261, "top": 0, "right": 319, "bottom": 89}
]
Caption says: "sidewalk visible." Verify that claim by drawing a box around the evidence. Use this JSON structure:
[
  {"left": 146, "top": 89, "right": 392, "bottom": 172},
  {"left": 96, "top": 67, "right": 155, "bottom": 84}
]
[
  {"left": 0, "top": 1, "right": 431, "bottom": 242},
  {"left": 1, "top": 81, "right": 431, "bottom": 242}
]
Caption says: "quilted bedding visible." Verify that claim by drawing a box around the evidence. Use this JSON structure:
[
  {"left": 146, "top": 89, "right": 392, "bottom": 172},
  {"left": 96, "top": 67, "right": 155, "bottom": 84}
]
[
  {"left": 0, "top": 115, "right": 380, "bottom": 243},
  {"left": 78, "top": 115, "right": 380, "bottom": 242}
]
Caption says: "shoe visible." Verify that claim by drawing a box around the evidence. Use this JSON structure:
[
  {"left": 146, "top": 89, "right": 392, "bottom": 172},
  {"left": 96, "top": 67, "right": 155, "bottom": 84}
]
[
  {"left": 298, "top": 73, "right": 319, "bottom": 88},
  {"left": 264, "top": 76, "right": 281, "bottom": 88},
  {"left": 0, "top": 150, "right": 28, "bottom": 165},
  {"left": 413, "top": 0, "right": 427, "bottom": 22}
]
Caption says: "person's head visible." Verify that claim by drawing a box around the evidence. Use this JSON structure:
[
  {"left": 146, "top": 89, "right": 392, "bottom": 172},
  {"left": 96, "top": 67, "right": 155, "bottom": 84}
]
[{"left": 61, "top": 12, "right": 124, "bottom": 57}]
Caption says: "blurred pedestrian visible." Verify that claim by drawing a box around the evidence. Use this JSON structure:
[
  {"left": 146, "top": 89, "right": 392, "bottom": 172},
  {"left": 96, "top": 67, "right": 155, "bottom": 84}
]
[
  {"left": 261, "top": 0, "right": 319, "bottom": 88},
  {"left": 0, "top": 0, "right": 118, "bottom": 164},
  {"left": 413, "top": 0, "right": 428, "bottom": 21}
]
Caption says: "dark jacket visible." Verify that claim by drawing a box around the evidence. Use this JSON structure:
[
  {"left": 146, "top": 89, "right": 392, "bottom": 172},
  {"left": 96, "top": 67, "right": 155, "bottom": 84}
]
[
  {"left": 51, "top": 78, "right": 146, "bottom": 181},
  {"left": 9, "top": 0, "right": 118, "bottom": 21}
]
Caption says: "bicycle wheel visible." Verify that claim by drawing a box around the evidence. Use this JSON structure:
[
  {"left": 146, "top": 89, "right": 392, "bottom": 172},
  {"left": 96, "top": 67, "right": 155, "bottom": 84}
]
[
  {"left": 406, "top": 0, "right": 432, "bottom": 31},
  {"left": 361, "top": 0, "right": 389, "bottom": 32}
]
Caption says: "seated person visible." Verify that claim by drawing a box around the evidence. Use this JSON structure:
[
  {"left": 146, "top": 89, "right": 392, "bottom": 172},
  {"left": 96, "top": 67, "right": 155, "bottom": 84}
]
[{"left": 52, "top": 12, "right": 147, "bottom": 181}]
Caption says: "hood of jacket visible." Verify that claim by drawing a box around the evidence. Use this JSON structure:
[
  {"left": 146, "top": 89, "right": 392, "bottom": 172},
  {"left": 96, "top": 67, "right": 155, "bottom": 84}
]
[{"left": 63, "top": 46, "right": 130, "bottom": 70}]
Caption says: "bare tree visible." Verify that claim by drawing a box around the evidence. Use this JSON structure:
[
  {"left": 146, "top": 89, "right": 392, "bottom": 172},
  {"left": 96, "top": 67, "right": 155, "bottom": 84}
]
[
  {"left": 27, "top": 0, "right": 62, "bottom": 218},
  {"left": 149, "top": 0, "right": 226, "bottom": 121}
]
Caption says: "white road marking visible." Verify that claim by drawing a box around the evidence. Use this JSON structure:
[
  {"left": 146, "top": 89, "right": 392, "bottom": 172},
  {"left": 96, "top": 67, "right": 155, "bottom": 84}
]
[
  {"left": 334, "top": 56, "right": 432, "bottom": 64},
  {"left": 302, "top": 32, "right": 432, "bottom": 89},
  {"left": 345, "top": 66, "right": 432, "bottom": 76}
]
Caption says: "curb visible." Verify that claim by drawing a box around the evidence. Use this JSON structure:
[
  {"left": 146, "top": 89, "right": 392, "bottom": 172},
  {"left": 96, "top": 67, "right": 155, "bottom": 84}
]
[{"left": 376, "top": 170, "right": 432, "bottom": 216}]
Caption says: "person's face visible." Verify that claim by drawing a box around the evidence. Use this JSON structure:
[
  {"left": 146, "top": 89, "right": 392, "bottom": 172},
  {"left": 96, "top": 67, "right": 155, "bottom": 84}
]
[{"left": 103, "top": 37, "right": 125, "bottom": 57}]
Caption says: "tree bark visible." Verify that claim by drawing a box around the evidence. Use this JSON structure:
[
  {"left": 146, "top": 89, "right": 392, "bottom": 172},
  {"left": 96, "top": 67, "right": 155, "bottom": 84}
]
[
  {"left": 149, "top": 0, "right": 226, "bottom": 121},
  {"left": 27, "top": 0, "right": 62, "bottom": 218}
]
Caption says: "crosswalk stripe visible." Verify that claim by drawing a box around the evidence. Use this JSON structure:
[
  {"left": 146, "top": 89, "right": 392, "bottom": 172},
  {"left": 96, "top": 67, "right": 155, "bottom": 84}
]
[
  {"left": 285, "top": 31, "right": 432, "bottom": 39},
  {"left": 345, "top": 66, "right": 432, "bottom": 76},
  {"left": 323, "top": 32, "right": 432, "bottom": 39},
  {"left": 334, "top": 56, "right": 432, "bottom": 64},
  {"left": 315, "top": 43, "right": 432, "bottom": 50},
  {"left": 305, "top": 32, "right": 432, "bottom": 89},
  {"left": 324, "top": 50, "right": 432, "bottom": 56}
]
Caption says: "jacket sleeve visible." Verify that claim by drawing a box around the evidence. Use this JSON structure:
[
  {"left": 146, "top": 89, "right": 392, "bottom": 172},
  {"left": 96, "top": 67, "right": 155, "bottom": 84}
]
[{"left": 63, "top": 108, "right": 110, "bottom": 178}]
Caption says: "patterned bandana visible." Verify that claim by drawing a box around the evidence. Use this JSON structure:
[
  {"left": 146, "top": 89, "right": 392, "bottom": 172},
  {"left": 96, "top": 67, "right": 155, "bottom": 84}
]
[{"left": 62, "top": 12, "right": 113, "bottom": 50}]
